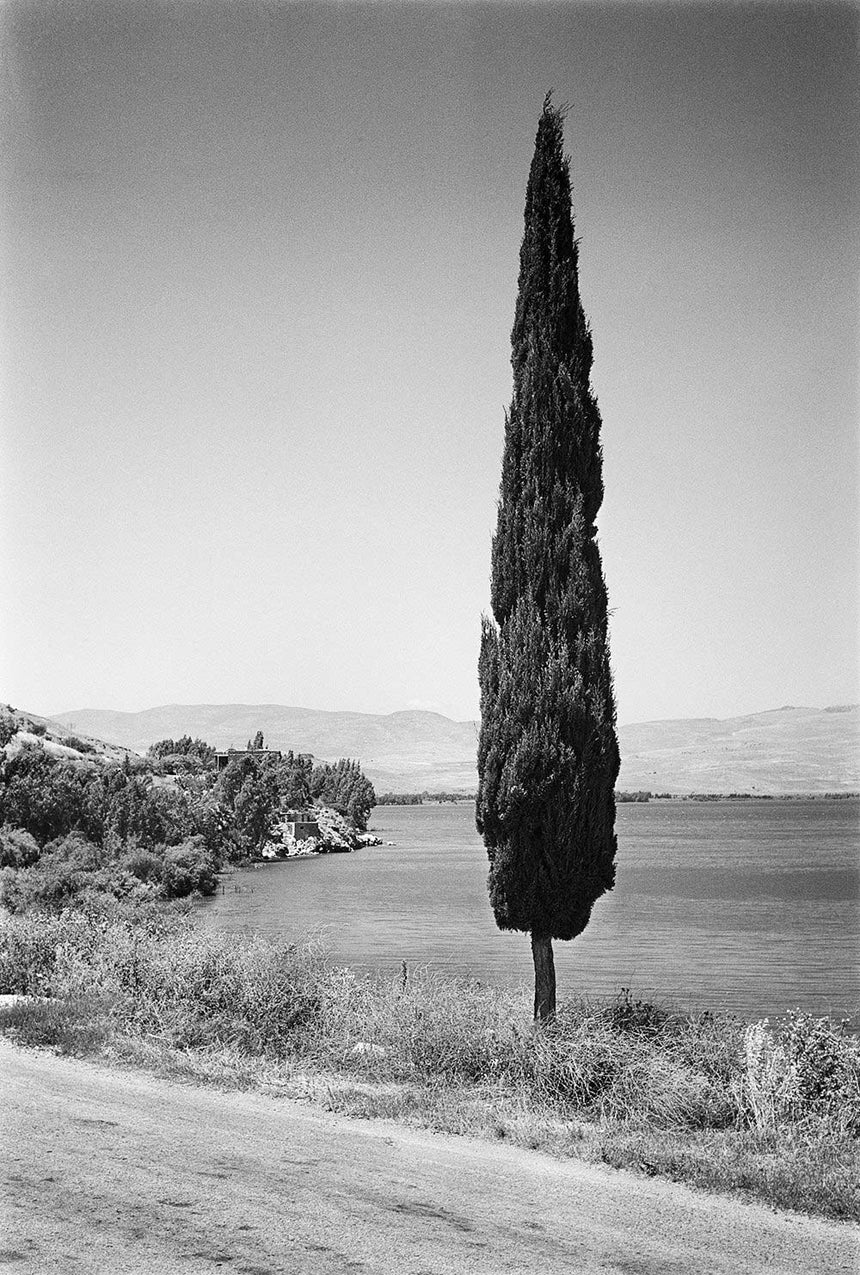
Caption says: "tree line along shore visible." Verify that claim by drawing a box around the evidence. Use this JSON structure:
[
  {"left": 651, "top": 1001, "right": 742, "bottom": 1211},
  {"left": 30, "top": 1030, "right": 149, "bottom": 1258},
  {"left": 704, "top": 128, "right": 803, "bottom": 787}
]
[
  {"left": 0, "top": 704, "right": 376, "bottom": 911},
  {"left": 378, "top": 791, "right": 860, "bottom": 804}
]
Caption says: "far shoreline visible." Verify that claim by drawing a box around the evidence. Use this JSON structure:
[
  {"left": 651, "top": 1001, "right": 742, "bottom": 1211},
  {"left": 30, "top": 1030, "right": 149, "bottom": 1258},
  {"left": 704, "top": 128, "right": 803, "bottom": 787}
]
[{"left": 374, "top": 791, "right": 860, "bottom": 806}]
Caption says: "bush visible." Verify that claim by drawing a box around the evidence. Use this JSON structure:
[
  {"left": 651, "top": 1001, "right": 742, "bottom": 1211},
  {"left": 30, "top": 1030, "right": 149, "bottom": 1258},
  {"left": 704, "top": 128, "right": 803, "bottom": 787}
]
[
  {"left": 0, "top": 904, "right": 323, "bottom": 1054},
  {"left": 43, "top": 830, "right": 106, "bottom": 869},
  {"left": 161, "top": 837, "right": 219, "bottom": 899},
  {"left": 0, "top": 831, "right": 107, "bottom": 911},
  {"left": 606, "top": 987, "right": 669, "bottom": 1036},
  {"left": 0, "top": 825, "right": 40, "bottom": 869},
  {"left": 783, "top": 1012, "right": 860, "bottom": 1128},
  {"left": 147, "top": 737, "right": 215, "bottom": 766},
  {"left": 732, "top": 1013, "right": 860, "bottom": 1135},
  {"left": 151, "top": 754, "right": 205, "bottom": 776},
  {"left": 0, "top": 749, "right": 98, "bottom": 846},
  {"left": 120, "top": 844, "right": 164, "bottom": 885}
]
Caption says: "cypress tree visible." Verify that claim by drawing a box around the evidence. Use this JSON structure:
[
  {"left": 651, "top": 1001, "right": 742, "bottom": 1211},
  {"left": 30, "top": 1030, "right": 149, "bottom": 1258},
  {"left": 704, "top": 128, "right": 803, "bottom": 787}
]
[{"left": 477, "top": 95, "right": 620, "bottom": 1021}]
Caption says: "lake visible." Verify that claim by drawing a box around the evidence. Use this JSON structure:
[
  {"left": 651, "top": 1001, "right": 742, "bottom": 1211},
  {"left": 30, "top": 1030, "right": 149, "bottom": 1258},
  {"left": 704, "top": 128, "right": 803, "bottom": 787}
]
[{"left": 200, "top": 799, "right": 860, "bottom": 1023}]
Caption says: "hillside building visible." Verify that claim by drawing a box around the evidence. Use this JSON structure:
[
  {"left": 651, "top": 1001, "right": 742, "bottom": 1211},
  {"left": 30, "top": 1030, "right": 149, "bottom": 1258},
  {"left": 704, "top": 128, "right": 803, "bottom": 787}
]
[
  {"left": 284, "top": 810, "right": 320, "bottom": 841},
  {"left": 214, "top": 748, "right": 282, "bottom": 773}
]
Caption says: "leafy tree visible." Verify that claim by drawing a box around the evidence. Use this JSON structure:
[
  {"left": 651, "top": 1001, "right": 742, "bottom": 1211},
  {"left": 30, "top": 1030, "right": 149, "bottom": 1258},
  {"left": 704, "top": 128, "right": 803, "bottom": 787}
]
[
  {"left": 213, "top": 749, "right": 312, "bottom": 859},
  {"left": 233, "top": 773, "right": 278, "bottom": 852},
  {"left": 216, "top": 752, "right": 287, "bottom": 854},
  {"left": 0, "top": 749, "right": 96, "bottom": 846},
  {"left": 476, "top": 96, "right": 620, "bottom": 1021},
  {"left": 279, "top": 751, "right": 314, "bottom": 809},
  {"left": 310, "top": 759, "right": 376, "bottom": 831},
  {"left": 120, "top": 843, "right": 164, "bottom": 886},
  {"left": 0, "top": 831, "right": 108, "bottom": 911},
  {"left": 147, "top": 736, "right": 215, "bottom": 767},
  {"left": 99, "top": 772, "right": 194, "bottom": 849}
]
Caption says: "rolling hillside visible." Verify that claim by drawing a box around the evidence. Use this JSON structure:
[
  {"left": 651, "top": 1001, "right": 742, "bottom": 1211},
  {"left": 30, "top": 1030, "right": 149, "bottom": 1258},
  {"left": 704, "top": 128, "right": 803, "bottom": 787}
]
[
  {"left": 50, "top": 703, "right": 859, "bottom": 795},
  {"left": 617, "top": 704, "right": 859, "bottom": 794}
]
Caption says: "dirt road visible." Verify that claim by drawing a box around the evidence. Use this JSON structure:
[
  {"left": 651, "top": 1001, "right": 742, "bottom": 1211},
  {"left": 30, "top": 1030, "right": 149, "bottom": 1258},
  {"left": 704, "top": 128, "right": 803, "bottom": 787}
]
[{"left": 1, "top": 1040, "right": 856, "bottom": 1274}]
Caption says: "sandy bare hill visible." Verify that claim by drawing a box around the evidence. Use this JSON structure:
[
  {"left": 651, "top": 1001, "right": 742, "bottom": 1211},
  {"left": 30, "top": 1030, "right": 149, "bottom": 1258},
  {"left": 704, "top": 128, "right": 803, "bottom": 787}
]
[
  {"left": 51, "top": 702, "right": 859, "bottom": 794},
  {"left": 617, "top": 704, "right": 860, "bottom": 794},
  {"left": 0, "top": 703, "right": 134, "bottom": 767}
]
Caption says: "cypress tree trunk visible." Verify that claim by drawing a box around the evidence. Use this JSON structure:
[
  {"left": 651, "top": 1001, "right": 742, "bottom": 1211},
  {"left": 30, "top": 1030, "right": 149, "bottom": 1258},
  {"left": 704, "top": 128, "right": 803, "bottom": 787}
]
[{"left": 531, "top": 932, "right": 556, "bottom": 1022}]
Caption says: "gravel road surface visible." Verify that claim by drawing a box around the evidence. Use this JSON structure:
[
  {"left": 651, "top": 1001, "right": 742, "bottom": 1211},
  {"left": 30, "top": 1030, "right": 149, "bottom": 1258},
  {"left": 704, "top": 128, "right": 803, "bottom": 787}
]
[{"left": 1, "top": 1039, "right": 856, "bottom": 1274}]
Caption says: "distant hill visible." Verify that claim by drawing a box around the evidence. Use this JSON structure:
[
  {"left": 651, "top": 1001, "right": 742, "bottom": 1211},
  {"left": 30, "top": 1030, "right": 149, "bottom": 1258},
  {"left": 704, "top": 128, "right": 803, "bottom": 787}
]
[
  {"left": 51, "top": 704, "right": 479, "bottom": 793},
  {"left": 617, "top": 705, "right": 859, "bottom": 795},
  {"left": 50, "top": 702, "right": 859, "bottom": 795}
]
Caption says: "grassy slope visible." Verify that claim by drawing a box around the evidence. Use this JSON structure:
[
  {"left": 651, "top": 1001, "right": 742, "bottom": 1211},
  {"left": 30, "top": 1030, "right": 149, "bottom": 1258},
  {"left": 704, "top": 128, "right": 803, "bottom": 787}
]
[{"left": 1, "top": 904, "right": 857, "bottom": 1224}]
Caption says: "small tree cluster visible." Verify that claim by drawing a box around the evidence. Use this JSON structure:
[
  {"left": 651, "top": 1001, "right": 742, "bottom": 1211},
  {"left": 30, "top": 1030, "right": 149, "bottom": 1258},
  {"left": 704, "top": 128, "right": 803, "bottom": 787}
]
[
  {"left": 147, "top": 736, "right": 216, "bottom": 766},
  {"left": 0, "top": 726, "right": 378, "bottom": 910},
  {"left": 0, "top": 829, "right": 219, "bottom": 912},
  {"left": 0, "top": 742, "right": 224, "bottom": 908},
  {"left": 215, "top": 748, "right": 319, "bottom": 855},
  {"left": 310, "top": 759, "right": 376, "bottom": 831}
]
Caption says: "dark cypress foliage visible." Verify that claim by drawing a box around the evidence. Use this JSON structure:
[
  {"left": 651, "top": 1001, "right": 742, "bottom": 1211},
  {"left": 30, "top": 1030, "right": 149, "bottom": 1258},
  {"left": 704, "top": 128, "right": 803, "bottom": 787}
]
[{"left": 476, "top": 95, "right": 620, "bottom": 1020}]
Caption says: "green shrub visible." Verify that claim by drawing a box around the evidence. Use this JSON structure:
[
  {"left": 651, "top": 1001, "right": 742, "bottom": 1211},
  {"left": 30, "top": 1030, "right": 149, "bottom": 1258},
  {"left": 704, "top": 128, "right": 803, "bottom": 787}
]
[
  {"left": 0, "top": 825, "right": 40, "bottom": 869},
  {"left": 0, "top": 832, "right": 101, "bottom": 911},
  {"left": 152, "top": 754, "right": 205, "bottom": 776},
  {"left": 1, "top": 904, "right": 857, "bottom": 1149},
  {"left": 0, "top": 903, "right": 324, "bottom": 1055},
  {"left": 121, "top": 844, "right": 164, "bottom": 884},
  {"left": 782, "top": 1012, "right": 860, "bottom": 1129},
  {"left": 606, "top": 987, "right": 670, "bottom": 1036},
  {"left": 732, "top": 1014, "right": 860, "bottom": 1135},
  {"left": 0, "top": 831, "right": 155, "bottom": 911},
  {"left": 161, "top": 837, "right": 219, "bottom": 899}
]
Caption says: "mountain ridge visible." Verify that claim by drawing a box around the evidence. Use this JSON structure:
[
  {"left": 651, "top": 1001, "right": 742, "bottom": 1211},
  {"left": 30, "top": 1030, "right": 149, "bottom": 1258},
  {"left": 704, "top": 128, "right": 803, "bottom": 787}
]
[{"left": 47, "top": 702, "right": 859, "bottom": 795}]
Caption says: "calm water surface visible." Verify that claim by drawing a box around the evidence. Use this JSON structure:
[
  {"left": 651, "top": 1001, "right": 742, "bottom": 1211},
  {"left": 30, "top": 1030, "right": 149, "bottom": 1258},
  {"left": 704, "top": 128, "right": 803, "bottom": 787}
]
[{"left": 201, "top": 799, "right": 859, "bottom": 1021}]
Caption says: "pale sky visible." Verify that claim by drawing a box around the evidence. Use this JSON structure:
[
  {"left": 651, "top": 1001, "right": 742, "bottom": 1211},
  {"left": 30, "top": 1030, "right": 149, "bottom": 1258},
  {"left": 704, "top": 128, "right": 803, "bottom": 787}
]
[{"left": 1, "top": 1, "right": 857, "bottom": 725}]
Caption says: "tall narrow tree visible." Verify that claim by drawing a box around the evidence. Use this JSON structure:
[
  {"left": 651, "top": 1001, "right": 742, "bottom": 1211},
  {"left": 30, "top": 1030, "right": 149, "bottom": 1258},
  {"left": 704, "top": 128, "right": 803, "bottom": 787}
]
[{"left": 477, "top": 95, "right": 620, "bottom": 1021}]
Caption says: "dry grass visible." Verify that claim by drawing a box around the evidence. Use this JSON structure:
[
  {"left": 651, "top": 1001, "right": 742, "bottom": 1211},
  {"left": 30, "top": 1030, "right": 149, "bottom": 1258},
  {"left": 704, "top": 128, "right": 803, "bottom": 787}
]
[{"left": 1, "top": 900, "right": 858, "bottom": 1221}]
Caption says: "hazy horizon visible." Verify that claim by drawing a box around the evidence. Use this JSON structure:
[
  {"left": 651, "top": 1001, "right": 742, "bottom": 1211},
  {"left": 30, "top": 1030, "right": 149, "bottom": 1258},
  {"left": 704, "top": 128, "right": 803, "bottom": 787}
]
[
  {"left": 2, "top": 2, "right": 857, "bottom": 725},
  {"left": 29, "top": 695, "right": 860, "bottom": 731}
]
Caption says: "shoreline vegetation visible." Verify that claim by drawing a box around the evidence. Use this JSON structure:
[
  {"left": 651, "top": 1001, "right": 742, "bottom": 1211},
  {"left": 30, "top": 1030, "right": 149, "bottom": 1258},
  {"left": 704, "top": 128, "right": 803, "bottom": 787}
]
[
  {"left": 1, "top": 703, "right": 858, "bottom": 1224},
  {"left": 0, "top": 900, "right": 857, "bottom": 1223},
  {"left": 379, "top": 791, "right": 860, "bottom": 805},
  {"left": 0, "top": 705, "right": 378, "bottom": 911}
]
